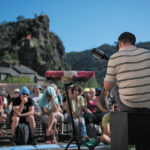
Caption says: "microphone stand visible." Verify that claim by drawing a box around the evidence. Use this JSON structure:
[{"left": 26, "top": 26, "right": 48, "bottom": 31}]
[
  {"left": 64, "top": 81, "right": 81, "bottom": 150},
  {"left": 64, "top": 77, "right": 101, "bottom": 150}
]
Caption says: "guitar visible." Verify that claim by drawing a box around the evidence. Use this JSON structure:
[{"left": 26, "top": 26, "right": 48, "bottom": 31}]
[{"left": 92, "top": 48, "right": 109, "bottom": 61}]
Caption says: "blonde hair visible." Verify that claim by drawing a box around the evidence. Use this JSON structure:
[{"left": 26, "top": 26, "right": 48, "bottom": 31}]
[{"left": 89, "top": 88, "right": 95, "bottom": 92}]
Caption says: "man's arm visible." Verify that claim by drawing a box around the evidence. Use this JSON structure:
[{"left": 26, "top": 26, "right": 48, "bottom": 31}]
[
  {"left": 21, "top": 106, "right": 34, "bottom": 117},
  {"left": 96, "top": 97, "right": 108, "bottom": 112},
  {"left": 15, "top": 106, "right": 34, "bottom": 117},
  {"left": 14, "top": 97, "right": 28, "bottom": 113},
  {"left": 41, "top": 107, "right": 49, "bottom": 115},
  {"left": 104, "top": 81, "right": 114, "bottom": 92},
  {"left": 104, "top": 81, "right": 114, "bottom": 107},
  {"left": 13, "top": 103, "right": 24, "bottom": 115}
]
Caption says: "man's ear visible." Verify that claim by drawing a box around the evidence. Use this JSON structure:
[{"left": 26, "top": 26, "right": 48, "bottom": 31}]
[
  {"left": 118, "top": 41, "right": 121, "bottom": 49},
  {"left": 118, "top": 41, "right": 125, "bottom": 49}
]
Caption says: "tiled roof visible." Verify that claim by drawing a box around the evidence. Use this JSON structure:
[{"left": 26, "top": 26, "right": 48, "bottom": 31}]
[
  {"left": 0, "top": 66, "right": 45, "bottom": 81},
  {"left": 13, "top": 65, "right": 36, "bottom": 74},
  {"left": 36, "top": 74, "right": 45, "bottom": 80},
  {"left": 0, "top": 67, "right": 19, "bottom": 76}
]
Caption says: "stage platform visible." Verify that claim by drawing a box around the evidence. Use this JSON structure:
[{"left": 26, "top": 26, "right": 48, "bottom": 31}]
[
  {"left": 0, "top": 120, "right": 111, "bottom": 150},
  {"left": 0, "top": 142, "right": 110, "bottom": 150}
]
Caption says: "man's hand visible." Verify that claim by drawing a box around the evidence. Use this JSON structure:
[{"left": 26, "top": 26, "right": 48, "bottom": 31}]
[
  {"left": 88, "top": 110, "right": 93, "bottom": 114},
  {"left": 22, "top": 97, "right": 28, "bottom": 104},
  {"left": 78, "top": 117, "right": 82, "bottom": 123},
  {"left": 15, "top": 111, "right": 22, "bottom": 117}
]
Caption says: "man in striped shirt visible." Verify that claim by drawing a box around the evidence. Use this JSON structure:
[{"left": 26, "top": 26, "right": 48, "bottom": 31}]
[{"left": 104, "top": 32, "right": 150, "bottom": 111}]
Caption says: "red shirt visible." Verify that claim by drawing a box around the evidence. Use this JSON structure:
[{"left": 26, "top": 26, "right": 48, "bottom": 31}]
[
  {"left": 87, "top": 96, "right": 98, "bottom": 113},
  {"left": 0, "top": 96, "right": 4, "bottom": 106}
]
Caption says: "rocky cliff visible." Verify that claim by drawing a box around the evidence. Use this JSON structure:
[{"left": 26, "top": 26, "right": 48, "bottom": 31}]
[{"left": 0, "top": 15, "right": 66, "bottom": 76}]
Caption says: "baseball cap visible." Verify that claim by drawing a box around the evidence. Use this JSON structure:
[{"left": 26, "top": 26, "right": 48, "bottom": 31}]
[
  {"left": 14, "top": 88, "right": 20, "bottom": 93},
  {"left": 33, "top": 84, "right": 43, "bottom": 90},
  {"left": 96, "top": 88, "right": 101, "bottom": 91},
  {"left": 83, "top": 88, "right": 90, "bottom": 92}
]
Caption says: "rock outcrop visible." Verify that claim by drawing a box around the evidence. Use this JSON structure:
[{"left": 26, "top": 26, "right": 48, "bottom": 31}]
[{"left": 0, "top": 15, "right": 66, "bottom": 76}]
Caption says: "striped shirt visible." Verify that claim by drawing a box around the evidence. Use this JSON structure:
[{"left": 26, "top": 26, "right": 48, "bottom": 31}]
[{"left": 104, "top": 46, "right": 150, "bottom": 108}]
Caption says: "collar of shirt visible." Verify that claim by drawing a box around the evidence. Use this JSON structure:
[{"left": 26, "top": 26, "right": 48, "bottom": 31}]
[{"left": 119, "top": 46, "right": 137, "bottom": 51}]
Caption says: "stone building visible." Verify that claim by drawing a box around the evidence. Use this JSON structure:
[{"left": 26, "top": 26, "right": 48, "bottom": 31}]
[{"left": 0, "top": 65, "right": 45, "bottom": 83}]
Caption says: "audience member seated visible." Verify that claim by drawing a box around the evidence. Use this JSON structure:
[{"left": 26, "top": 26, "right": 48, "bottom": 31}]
[
  {"left": 84, "top": 88, "right": 108, "bottom": 125},
  {"left": 0, "top": 90, "right": 9, "bottom": 115},
  {"left": 63, "top": 86, "right": 73, "bottom": 133},
  {"left": 82, "top": 88, "right": 90, "bottom": 102},
  {"left": 39, "top": 86, "right": 59, "bottom": 144},
  {"left": 56, "top": 88, "right": 64, "bottom": 135},
  {"left": 100, "top": 100, "right": 119, "bottom": 144},
  {"left": 30, "top": 84, "right": 43, "bottom": 117},
  {"left": 11, "top": 86, "right": 37, "bottom": 145},
  {"left": 0, "top": 95, "right": 7, "bottom": 137},
  {"left": 63, "top": 84, "right": 90, "bottom": 142},
  {"left": 95, "top": 88, "right": 101, "bottom": 96},
  {"left": 8, "top": 88, "right": 20, "bottom": 114}
]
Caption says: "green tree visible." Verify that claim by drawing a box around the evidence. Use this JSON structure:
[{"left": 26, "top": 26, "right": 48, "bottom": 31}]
[
  {"left": 82, "top": 77, "right": 99, "bottom": 88},
  {"left": 66, "top": 64, "right": 72, "bottom": 70},
  {"left": 16, "top": 15, "right": 25, "bottom": 21},
  {"left": 34, "top": 13, "right": 38, "bottom": 18},
  {"left": 1, "top": 51, "right": 12, "bottom": 61},
  {"left": 1, "top": 20, "right": 7, "bottom": 25}
]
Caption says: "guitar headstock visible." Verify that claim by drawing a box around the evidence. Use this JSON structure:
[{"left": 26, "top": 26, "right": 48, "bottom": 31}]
[{"left": 92, "top": 48, "right": 109, "bottom": 60}]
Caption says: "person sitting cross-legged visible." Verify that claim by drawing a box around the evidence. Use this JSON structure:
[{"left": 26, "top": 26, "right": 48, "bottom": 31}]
[{"left": 100, "top": 100, "right": 119, "bottom": 144}]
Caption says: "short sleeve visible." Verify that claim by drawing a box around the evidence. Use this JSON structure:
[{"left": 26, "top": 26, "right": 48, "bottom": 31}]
[
  {"left": 13, "top": 97, "right": 20, "bottom": 106},
  {"left": 79, "top": 96, "right": 85, "bottom": 107},
  {"left": 102, "top": 112, "right": 110, "bottom": 127},
  {"left": 104, "top": 57, "right": 116, "bottom": 83},
  {"left": 28, "top": 97, "right": 34, "bottom": 106}
]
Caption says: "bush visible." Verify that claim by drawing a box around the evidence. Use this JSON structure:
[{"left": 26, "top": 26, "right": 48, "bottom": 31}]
[{"left": 5, "top": 76, "right": 33, "bottom": 83}]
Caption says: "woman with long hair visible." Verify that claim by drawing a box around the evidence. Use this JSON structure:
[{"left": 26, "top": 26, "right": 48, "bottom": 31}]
[{"left": 64, "top": 84, "right": 89, "bottom": 142}]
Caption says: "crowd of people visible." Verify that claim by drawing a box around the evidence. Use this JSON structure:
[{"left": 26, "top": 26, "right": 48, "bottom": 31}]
[{"left": 0, "top": 82, "right": 118, "bottom": 146}]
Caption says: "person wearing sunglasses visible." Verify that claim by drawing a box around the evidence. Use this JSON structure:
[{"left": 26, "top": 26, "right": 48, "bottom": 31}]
[{"left": 64, "top": 84, "right": 90, "bottom": 142}]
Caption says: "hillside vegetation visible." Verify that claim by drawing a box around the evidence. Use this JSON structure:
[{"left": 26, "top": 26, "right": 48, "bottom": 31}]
[{"left": 66, "top": 42, "right": 150, "bottom": 84}]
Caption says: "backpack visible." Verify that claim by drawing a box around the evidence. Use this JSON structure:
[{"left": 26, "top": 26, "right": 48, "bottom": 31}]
[
  {"left": 86, "top": 123, "right": 102, "bottom": 138},
  {"left": 15, "top": 123, "right": 30, "bottom": 145}
]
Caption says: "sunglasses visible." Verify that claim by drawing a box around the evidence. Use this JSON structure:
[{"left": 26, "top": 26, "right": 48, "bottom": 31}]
[
  {"left": 22, "top": 93, "right": 28, "bottom": 96},
  {"left": 74, "top": 88, "right": 79, "bottom": 91}
]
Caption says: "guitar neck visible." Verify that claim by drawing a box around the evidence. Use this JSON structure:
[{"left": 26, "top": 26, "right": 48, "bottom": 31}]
[{"left": 92, "top": 48, "right": 109, "bottom": 61}]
